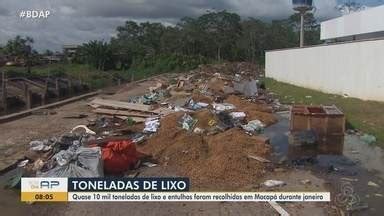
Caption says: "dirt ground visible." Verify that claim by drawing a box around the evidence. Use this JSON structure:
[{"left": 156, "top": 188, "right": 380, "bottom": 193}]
[{"left": 0, "top": 76, "right": 333, "bottom": 216}]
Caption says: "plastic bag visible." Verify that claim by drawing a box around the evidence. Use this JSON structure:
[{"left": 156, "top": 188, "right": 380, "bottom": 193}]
[
  {"left": 102, "top": 140, "right": 141, "bottom": 174},
  {"left": 38, "top": 147, "right": 103, "bottom": 178}
]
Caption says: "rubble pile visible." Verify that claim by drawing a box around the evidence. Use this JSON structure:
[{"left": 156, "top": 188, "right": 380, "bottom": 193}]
[{"left": 8, "top": 62, "right": 283, "bottom": 189}]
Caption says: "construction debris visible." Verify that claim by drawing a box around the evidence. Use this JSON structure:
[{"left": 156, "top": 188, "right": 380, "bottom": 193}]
[
  {"left": 242, "top": 120, "right": 265, "bottom": 134},
  {"left": 247, "top": 154, "right": 271, "bottom": 163},
  {"left": 263, "top": 180, "right": 286, "bottom": 188},
  {"left": 143, "top": 117, "right": 161, "bottom": 133},
  {"left": 179, "top": 114, "right": 198, "bottom": 131},
  {"left": 90, "top": 98, "right": 154, "bottom": 113},
  {"left": 7, "top": 62, "right": 285, "bottom": 189},
  {"left": 93, "top": 108, "right": 152, "bottom": 118}
]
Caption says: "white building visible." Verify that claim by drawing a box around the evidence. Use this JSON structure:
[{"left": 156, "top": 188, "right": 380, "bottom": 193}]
[
  {"left": 321, "top": 5, "right": 384, "bottom": 42},
  {"left": 265, "top": 5, "right": 384, "bottom": 102}
]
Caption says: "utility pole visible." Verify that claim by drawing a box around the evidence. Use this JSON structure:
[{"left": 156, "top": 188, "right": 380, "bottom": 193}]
[
  {"left": 292, "top": 0, "right": 314, "bottom": 48},
  {"left": 300, "top": 12, "right": 305, "bottom": 47}
]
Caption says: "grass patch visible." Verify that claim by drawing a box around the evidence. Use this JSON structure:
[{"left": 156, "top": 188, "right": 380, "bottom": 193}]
[
  {"left": 265, "top": 78, "right": 384, "bottom": 146},
  {"left": 2, "top": 63, "right": 127, "bottom": 89}
]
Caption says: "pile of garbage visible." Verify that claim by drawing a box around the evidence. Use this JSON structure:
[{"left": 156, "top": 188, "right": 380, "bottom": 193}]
[
  {"left": 11, "top": 62, "right": 281, "bottom": 188},
  {"left": 141, "top": 111, "right": 272, "bottom": 189},
  {"left": 17, "top": 124, "right": 149, "bottom": 179}
]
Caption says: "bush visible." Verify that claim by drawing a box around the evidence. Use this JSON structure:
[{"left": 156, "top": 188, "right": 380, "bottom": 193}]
[{"left": 127, "top": 54, "right": 209, "bottom": 80}]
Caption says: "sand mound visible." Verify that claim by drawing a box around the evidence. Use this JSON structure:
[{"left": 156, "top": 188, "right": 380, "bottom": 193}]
[
  {"left": 191, "top": 93, "right": 214, "bottom": 104},
  {"left": 139, "top": 112, "right": 271, "bottom": 190},
  {"left": 207, "top": 77, "right": 226, "bottom": 95}
]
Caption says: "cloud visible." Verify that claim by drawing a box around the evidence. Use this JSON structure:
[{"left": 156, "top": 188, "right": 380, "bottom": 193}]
[
  {"left": 0, "top": 0, "right": 344, "bottom": 51},
  {"left": 0, "top": 6, "right": 10, "bottom": 16}
]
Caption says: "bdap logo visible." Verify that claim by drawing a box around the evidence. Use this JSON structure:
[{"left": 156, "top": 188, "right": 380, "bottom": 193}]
[{"left": 19, "top": 10, "right": 51, "bottom": 19}]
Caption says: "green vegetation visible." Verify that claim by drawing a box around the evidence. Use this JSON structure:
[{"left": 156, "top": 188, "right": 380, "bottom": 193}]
[
  {"left": 72, "top": 10, "right": 320, "bottom": 72},
  {"left": 1, "top": 11, "right": 321, "bottom": 89},
  {"left": 2, "top": 53, "right": 206, "bottom": 89},
  {"left": 3, "top": 64, "right": 118, "bottom": 89},
  {"left": 265, "top": 78, "right": 384, "bottom": 146}
]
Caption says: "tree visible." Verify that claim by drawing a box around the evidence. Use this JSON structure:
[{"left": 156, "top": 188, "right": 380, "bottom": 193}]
[
  {"left": 79, "top": 40, "right": 114, "bottom": 70},
  {"left": 197, "top": 11, "right": 242, "bottom": 61},
  {"left": 4, "top": 36, "right": 34, "bottom": 72},
  {"left": 43, "top": 49, "right": 54, "bottom": 56},
  {"left": 336, "top": 2, "right": 367, "bottom": 15},
  {"left": 237, "top": 18, "right": 268, "bottom": 63}
]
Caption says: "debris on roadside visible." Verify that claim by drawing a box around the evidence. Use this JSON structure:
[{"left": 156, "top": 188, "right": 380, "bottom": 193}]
[
  {"left": 5, "top": 62, "right": 297, "bottom": 189},
  {"left": 101, "top": 140, "right": 144, "bottom": 174},
  {"left": 212, "top": 103, "right": 236, "bottom": 112},
  {"left": 38, "top": 145, "right": 103, "bottom": 178},
  {"left": 361, "top": 134, "right": 377, "bottom": 145},
  {"left": 247, "top": 154, "right": 271, "bottom": 163},
  {"left": 368, "top": 181, "right": 380, "bottom": 188},
  {"left": 263, "top": 180, "right": 286, "bottom": 188},
  {"left": 143, "top": 117, "right": 160, "bottom": 133},
  {"left": 300, "top": 179, "right": 311, "bottom": 185},
  {"left": 242, "top": 120, "right": 265, "bottom": 134},
  {"left": 179, "top": 114, "right": 198, "bottom": 131}
]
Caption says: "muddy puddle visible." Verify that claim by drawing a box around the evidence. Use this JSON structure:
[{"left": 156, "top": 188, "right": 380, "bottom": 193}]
[{"left": 265, "top": 112, "right": 384, "bottom": 215}]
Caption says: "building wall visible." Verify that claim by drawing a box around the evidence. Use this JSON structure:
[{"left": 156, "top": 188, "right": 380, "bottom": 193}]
[
  {"left": 265, "top": 39, "right": 384, "bottom": 101},
  {"left": 321, "top": 5, "right": 384, "bottom": 40}
]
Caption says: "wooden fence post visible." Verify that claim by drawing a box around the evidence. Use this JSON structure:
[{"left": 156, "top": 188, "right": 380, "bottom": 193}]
[{"left": 1, "top": 71, "right": 7, "bottom": 113}]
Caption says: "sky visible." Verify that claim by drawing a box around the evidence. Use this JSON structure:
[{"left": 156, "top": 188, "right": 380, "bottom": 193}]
[{"left": 0, "top": 0, "right": 383, "bottom": 51}]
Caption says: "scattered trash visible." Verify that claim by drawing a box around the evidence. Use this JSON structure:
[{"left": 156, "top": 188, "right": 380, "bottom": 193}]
[
  {"left": 368, "top": 181, "right": 380, "bottom": 188},
  {"left": 208, "top": 119, "right": 217, "bottom": 127},
  {"left": 5, "top": 62, "right": 291, "bottom": 192},
  {"left": 216, "top": 112, "right": 235, "bottom": 130},
  {"left": 341, "top": 177, "right": 358, "bottom": 182},
  {"left": 263, "top": 180, "right": 286, "bottom": 188},
  {"left": 300, "top": 179, "right": 311, "bottom": 185},
  {"left": 187, "top": 99, "right": 209, "bottom": 110},
  {"left": 102, "top": 140, "right": 144, "bottom": 174},
  {"left": 179, "top": 114, "right": 198, "bottom": 131},
  {"left": 212, "top": 103, "right": 236, "bottom": 112},
  {"left": 229, "top": 112, "right": 246, "bottom": 120},
  {"left": 131, "top": 134, "right": 146, "bottom": 144},
  {"left": 17, "top": 160, "right": 29, "bottom": 168},
  {"left": 193, "top": 127, "right": 205, "bottom": 134},
  {"left": 242, "top": 120, "right": 265, "bottom": 134},
  {"left": 70, "top": 125, "right": 96, "bottom": 135},
  {"left": 269, "top": 201, "right": 289, "bottom": 216},
  {"left": 29, "top": 140, "right": 55, "bottom": 152},
  {"left": 247, "top": 154, "right": 270, "bottom": 163},
  {"left": 233, "top": 79, "right": 258, "bottom": 97},
  {"left": 32, "top": 159, "right": 45, "bottom": 172},
  {"left": 38, "top": 146, "right": 103, "bottom": 178},
  {"left": 143, "top": 117, "right": 160, "bottom": 133},
  {"left": 361, "top": 134, "right": 377, "bottom": 145},
  {"left": 142, "top": 162, "right": 158, "bottom": 168}
]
